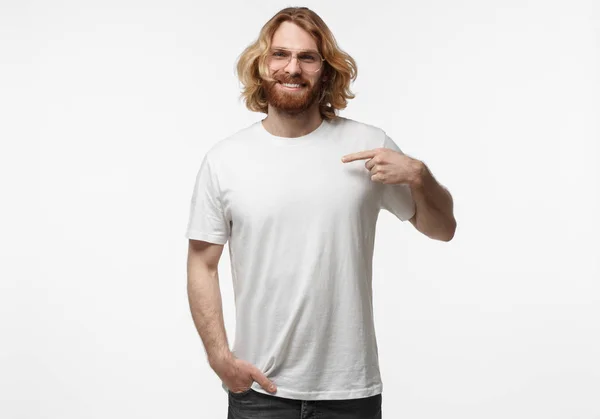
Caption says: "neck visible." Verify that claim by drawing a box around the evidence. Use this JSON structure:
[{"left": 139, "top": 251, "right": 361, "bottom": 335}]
[{"left": 262, "top": 103, "right": 323, "bottom": 138}]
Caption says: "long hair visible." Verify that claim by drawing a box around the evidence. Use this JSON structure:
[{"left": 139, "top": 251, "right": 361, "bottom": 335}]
[{"left": 235, "top": 7, "right": 358, "bottom": 121}]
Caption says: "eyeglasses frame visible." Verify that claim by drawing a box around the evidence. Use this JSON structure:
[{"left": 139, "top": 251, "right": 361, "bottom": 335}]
[{"left": 266, "top": 47, "right": 326, "bottom": 73}]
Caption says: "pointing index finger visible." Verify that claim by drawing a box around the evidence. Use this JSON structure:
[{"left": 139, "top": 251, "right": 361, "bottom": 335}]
[{"left": 341, "top": 149, "right": 378, "bottom": 163}]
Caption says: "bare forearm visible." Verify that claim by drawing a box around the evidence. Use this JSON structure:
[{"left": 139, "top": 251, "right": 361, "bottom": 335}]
[
  {"left": 187, "top": 266, "right": 233, "bottom": 367},
  {"left": 410, "top": 162, "right": 456, "bottom": 241}
]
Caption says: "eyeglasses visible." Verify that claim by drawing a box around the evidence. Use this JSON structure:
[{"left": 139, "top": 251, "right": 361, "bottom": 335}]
[{"left": 267, "top": 48, "right": 325, "bottom": 73}]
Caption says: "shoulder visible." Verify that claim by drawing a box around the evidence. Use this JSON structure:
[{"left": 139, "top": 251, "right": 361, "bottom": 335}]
[
  {"left": 331, "top": 116, "right": 387, "bottom": 145},
  {"left": 333, "top": 116, "right": 385, "bottom": 135},
  {"left": 204, "top": 121, "right": 259, "bottom": 162}
]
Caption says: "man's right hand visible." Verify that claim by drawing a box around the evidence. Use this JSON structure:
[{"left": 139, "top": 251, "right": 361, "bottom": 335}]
[{"left": 210, "top": 353, "right": 277, "bottom": 394}]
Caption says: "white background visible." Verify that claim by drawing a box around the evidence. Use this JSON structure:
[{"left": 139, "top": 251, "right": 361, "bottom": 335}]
[{"left": 2, "top": 0, "right": 599, "bottom": 418}]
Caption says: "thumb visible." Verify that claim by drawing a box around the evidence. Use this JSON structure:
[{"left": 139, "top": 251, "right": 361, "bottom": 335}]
[{"left": 251, "top": 367, "right": 277, "bottom": 393}]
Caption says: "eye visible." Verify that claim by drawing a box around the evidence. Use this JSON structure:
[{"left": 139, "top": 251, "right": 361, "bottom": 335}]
[
  {"left": 272, "top": 50, "right": 289, "bottom": 58},
  {"left": 299, "top": 53, "right": 317, "bottom": 62}
]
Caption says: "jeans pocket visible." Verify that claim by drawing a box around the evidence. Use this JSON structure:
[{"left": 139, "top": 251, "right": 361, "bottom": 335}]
[{"left": 228, "top": 387, "right": 253, "bottom": 397}]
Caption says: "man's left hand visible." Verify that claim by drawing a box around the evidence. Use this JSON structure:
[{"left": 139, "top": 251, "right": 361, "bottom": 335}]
[{"left": 341, "top": 148, "right": 423, "bottom": 187}]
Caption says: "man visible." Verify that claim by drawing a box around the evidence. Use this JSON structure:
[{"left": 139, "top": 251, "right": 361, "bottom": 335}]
[{"left": 185, "top": 6, "right": 456, "bottom": 418}]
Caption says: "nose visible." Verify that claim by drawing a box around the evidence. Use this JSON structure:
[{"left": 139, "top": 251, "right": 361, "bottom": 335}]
[{"left": 283, "top": 55, "right": 301, "bottom": 75}]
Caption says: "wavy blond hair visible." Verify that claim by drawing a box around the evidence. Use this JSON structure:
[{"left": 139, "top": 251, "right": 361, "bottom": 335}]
[{"left": 235, "top": 7, "right": 357, "bottom": 121}]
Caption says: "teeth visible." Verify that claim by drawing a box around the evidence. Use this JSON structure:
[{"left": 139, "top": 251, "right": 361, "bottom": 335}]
[{"left": 282, "top": 83, "right": 301, "bottom": 88}]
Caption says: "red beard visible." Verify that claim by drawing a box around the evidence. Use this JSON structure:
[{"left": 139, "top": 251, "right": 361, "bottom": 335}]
[{"left": 262, "top": 76, "right": 322, "bottom": 114}]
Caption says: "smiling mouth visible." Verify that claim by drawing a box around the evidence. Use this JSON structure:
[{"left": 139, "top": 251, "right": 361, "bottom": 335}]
[{"left": 279, "top": 82, "right": 306, "bottom": 89}]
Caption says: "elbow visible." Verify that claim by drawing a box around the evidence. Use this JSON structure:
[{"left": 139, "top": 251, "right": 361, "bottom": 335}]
[
  {"left": 432, "top": 217, "right": 456, "bottom": 242},
  {"left": 442, "top": 218, "right": 457, "bottom": 242}
]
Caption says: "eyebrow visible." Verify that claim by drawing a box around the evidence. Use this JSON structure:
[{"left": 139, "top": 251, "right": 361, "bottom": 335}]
[{"left": 271, "top": 46, "right": 319, "bottom": 53}]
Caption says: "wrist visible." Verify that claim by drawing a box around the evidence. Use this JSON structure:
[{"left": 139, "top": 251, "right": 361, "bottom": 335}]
[
  {"left": 409, "top": 159, "right": 427, "bottom": 189},
  {"left": 208, "top": 350, "right": 235, "bottom": 370}
]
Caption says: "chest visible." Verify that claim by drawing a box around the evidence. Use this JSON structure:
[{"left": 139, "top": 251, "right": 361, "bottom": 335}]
[{"left": 221, "top": 151, "right": 382, "bottom": 228}]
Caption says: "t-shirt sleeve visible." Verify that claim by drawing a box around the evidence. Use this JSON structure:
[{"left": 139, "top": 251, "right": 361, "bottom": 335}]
[
  {"left": 185, "top": 153, "right": 230, "bottom": 244},
  {"left": 380, "top": 134, "right": 417, "bottom": 222}
]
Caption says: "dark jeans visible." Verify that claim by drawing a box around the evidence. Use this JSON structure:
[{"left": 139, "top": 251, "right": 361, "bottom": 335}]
[{"left": 228, "top": 388, "right": 382, "bottom": 419}]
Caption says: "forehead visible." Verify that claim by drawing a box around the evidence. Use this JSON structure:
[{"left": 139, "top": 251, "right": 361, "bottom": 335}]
[{"left": 271, "top": 21, "right": 318, "bottom": 52}]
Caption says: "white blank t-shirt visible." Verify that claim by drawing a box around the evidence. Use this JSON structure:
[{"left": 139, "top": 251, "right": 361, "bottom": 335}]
[{"left": 185, "top": 116, "right": 415, "bottom": 400}]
